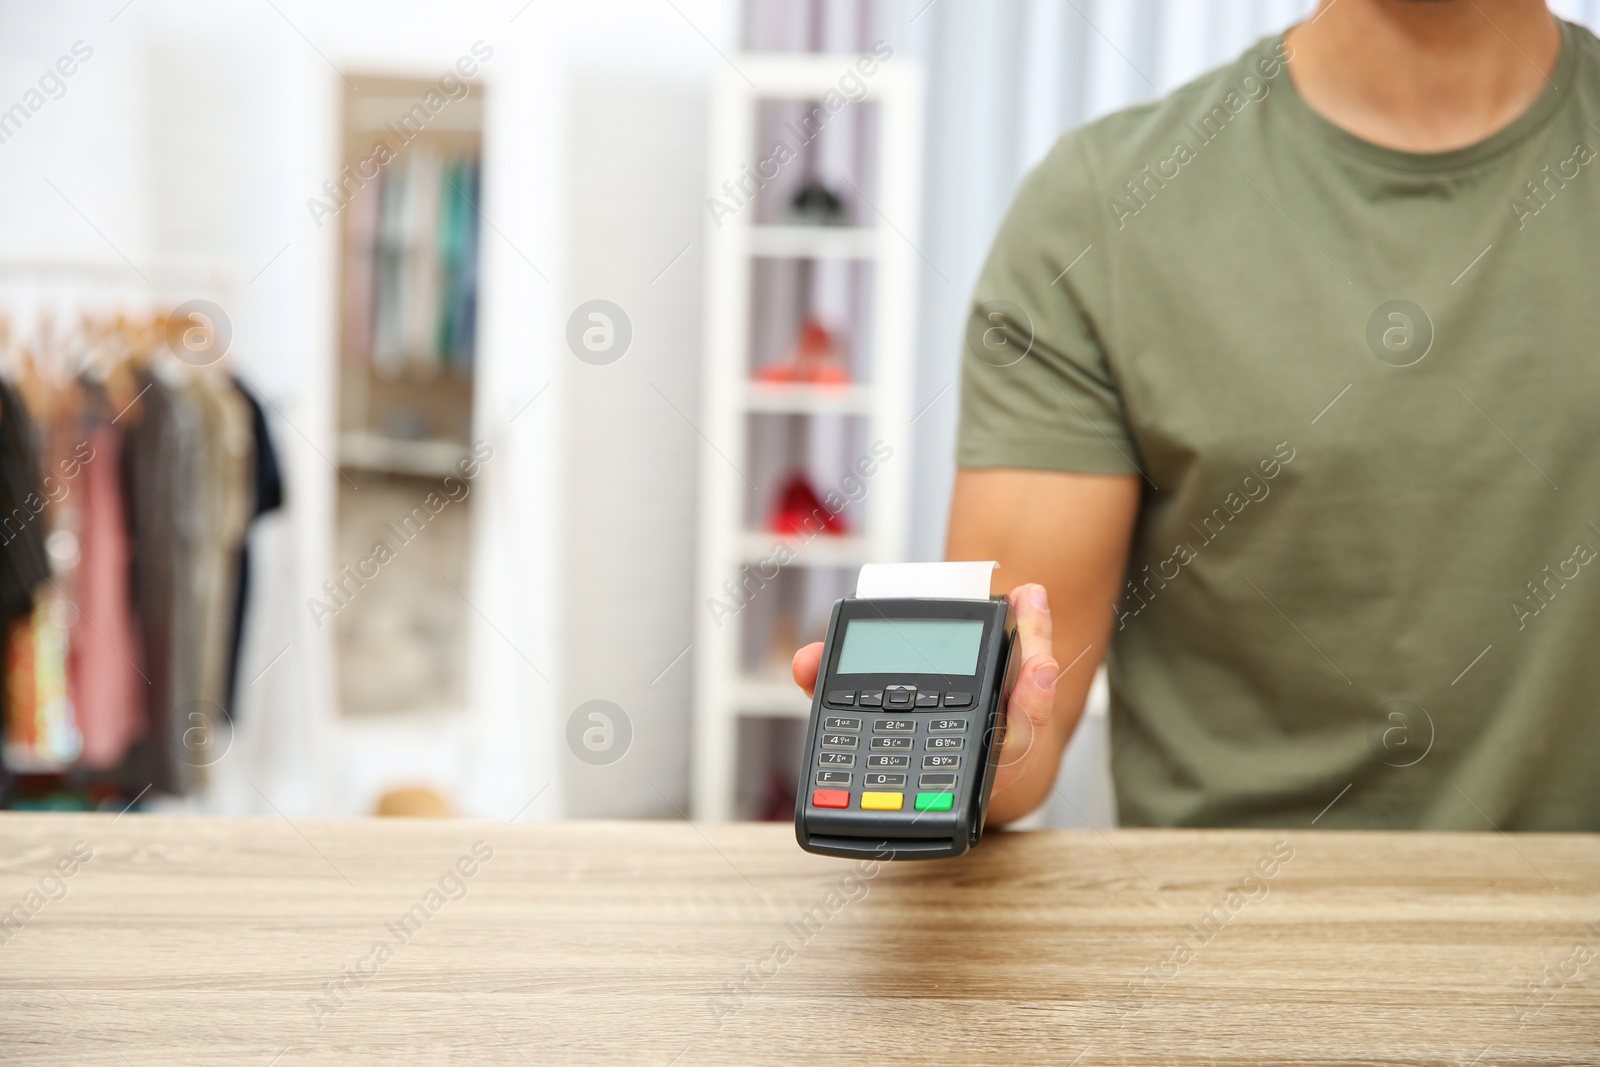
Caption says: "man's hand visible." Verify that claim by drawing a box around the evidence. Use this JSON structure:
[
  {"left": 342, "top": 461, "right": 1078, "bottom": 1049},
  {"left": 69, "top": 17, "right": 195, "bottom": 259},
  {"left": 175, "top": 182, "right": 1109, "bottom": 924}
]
[
  {"left": 789, "top": 581, "right": 1061, "bottom": 795},
  {"left": 792, "top": 468, "right": 1140, "bottom": 827}
]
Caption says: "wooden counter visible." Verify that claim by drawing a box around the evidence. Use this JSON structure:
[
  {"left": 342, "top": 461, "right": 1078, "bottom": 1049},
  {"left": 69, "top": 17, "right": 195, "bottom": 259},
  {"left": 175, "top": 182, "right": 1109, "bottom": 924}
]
[{"left": 0, "top": 814, "right": 1596, "bottom": 1064}]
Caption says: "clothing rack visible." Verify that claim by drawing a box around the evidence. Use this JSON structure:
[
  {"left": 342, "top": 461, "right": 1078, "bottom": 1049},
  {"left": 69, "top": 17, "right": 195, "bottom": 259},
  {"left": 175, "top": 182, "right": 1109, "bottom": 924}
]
[{"left": 0, "top": 299, "right": 281, "bottom": 812}]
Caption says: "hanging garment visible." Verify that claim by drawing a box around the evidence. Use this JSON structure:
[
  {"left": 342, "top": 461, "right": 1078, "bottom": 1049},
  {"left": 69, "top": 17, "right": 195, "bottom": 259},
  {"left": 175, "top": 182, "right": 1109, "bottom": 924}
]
[
  {"left": 178, "top": 371, "right": 254, "bottom": 779},
  {"left": 403, "top": 148, "right": 443, "bottom": 374},
  {"left": 0, "top": 381, "right": 51, "bottom": 618},
  {"left": 434, "top": 156, "right": 469, "bottom": 363},
  {"left": 121, "top": 367, "right": 256, "bottom": 793},
  {"left": 119, "top": 368, "right": 191, "bottom": 793},
  {"left": 3, "top": 590, "right": 82, "bottom": 771},
  {"left": 449, "top": 158, "right": 480, "bottom": 371},
  {"left": 68, "top": 422, "right": 146, "bottom": 768},
  {"left": 0, "top": 378, "right": 71, "bottom": 774},
  {"left": 372, "top": 154, "right": 410, "bottom": 377},
  {"left": 222, "top": 376, "right": 284, "bottom": 719},
  {"left": 342, "top": 164, "right": 385, "bottom": 365}
]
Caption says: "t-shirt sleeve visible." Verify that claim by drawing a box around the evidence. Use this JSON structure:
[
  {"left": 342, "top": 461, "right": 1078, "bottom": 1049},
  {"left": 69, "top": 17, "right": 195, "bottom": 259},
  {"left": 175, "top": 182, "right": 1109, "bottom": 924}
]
[{"left": 955, "top": 131, "right": 1142, "bottom": 476}]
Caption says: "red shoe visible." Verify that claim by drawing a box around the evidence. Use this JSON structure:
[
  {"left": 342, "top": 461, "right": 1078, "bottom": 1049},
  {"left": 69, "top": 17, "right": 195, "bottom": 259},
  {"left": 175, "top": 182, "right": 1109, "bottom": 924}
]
[
  {"left": 768, "top": 473, "right": 846, "bottom": 537},
  {"left": 753, "top": 317, "right": 850, "bottom": 385}
]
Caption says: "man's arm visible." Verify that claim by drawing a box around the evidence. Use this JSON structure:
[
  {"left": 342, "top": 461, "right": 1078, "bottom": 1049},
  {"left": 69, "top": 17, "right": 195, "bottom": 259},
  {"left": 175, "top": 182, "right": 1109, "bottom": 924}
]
[
  {"left": 946, "top": 467, "right": 1140, "bottom": 825},
  {"left": 792, "top": 467, "right": 1140, "bottom": 826}
]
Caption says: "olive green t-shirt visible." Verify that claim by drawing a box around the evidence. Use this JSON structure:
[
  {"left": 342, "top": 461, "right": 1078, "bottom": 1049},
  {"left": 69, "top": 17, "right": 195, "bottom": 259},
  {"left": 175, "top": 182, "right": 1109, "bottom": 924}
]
[{"left": 958, "top": 21, "right": 1600, "bottom": 829}]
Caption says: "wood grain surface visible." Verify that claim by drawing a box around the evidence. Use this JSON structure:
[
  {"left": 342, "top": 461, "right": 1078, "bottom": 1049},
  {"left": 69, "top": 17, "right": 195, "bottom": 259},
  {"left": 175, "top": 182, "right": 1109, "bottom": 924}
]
[{"left": 0, "top": 814, "right": 1596, "bottom": 1065}]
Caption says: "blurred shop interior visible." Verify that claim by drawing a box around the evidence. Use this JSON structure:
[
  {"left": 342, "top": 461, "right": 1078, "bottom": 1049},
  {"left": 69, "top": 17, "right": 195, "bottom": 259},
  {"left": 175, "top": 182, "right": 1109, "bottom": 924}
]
[{"left": 16, "top": 0, "right": 1589, "bottom": 824}]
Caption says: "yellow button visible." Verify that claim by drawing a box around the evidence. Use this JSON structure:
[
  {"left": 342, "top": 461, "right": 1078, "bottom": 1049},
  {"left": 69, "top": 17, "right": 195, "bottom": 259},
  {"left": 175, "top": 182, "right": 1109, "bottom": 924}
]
[{"left": 860, "top": 791, "right": 904, "bottom": 811}]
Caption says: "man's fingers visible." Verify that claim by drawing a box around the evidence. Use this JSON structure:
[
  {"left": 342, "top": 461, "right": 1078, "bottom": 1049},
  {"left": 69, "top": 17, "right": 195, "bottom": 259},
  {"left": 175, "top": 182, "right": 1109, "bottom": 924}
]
[
  {"left": 992, "top": 653, "right": 1059, "bottom": 789},
  {"left": 792, "top": 642, "right": 824, "bottom": 697},
  {"left": 1007, "top": 582, "right": 1054, "bottom": 671}
]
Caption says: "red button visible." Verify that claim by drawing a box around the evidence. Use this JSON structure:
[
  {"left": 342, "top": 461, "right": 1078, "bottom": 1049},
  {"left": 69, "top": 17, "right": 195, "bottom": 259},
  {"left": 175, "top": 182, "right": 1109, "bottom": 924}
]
[{"left": 812, "top": 789, "right": 849, "bottom": 809}]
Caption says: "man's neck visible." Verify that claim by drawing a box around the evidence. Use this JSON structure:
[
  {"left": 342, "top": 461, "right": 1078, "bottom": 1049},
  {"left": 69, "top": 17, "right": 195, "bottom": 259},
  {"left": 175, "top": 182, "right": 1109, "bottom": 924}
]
[{"left": 1284, "top": 0, "right": 1561, "bottom": 152}]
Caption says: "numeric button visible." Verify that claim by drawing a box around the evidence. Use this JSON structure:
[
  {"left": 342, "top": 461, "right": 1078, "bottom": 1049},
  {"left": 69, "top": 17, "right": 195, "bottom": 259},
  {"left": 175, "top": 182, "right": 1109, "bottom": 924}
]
[
  {"left": 925, "top": 736, "right": 965, "bottom": 752},
  {"left": 866, "top": 754, "right": 910, "bottom": 769},
  {"left": 874, "top": 718, "right": 915, "bottom": 733},
  {"left": 863, "top": 773, "right": 907, "bottom": 787},
  {"left": 822, "top": 733, "right": 858, "bottom": 750},
  {"left": 922, "top": 754, "right": 961, "bottom": 770},
  {"left": 929, "top": 718, "right": 967, "bottom": 733},
  {"left": 819, "top": 752, "right": 856, "bottom": 767},
  {"left": 824, "top": 717, "right": 861, "bottom": 732},
  {"left": 870, "top": 736, "right": 913, "bottom": 751}
]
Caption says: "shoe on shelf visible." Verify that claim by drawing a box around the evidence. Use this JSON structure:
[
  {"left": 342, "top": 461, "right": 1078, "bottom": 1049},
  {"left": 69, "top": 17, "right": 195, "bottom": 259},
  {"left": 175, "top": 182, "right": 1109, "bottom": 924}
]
[
  {"left": 768, "top": 472, "right": 847, "bottom": 537},
  {"left": 785, "top": 179, "right": 850, "bottom": 226},
  {"left": 752, "top": 317, "right": 851, "bottom": 385}
]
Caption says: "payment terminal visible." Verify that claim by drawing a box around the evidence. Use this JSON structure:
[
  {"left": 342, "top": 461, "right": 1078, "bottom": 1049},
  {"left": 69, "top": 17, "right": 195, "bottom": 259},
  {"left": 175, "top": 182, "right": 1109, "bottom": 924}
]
[{"left": 795, "top": 562, "right": 1019, "bottom": 860}]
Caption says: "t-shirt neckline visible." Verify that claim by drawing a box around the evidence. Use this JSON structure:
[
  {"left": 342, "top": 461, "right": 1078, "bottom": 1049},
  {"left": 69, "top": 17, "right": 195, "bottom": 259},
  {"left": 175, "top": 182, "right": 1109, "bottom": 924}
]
[{"left": 1273, "top": 18, "right": 1579, "bottom": 174}]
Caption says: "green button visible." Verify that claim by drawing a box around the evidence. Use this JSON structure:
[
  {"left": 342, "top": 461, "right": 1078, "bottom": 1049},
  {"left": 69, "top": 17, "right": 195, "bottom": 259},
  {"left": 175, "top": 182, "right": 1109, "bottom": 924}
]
[{"left": 914, "top": 792, "right": 953, "bottom": 811}]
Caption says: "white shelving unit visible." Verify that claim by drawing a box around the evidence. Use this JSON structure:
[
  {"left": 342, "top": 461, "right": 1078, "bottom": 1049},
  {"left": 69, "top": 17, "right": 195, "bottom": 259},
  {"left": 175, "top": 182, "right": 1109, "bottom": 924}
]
[{"left": 691, "top": 54, "right": 924, "bottom": 821}]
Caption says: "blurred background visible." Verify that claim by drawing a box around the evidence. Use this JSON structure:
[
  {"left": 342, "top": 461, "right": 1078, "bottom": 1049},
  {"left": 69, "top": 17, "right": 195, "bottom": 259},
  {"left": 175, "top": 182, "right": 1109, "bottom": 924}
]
[{"left": 6, "top": 0, "right": 1595, "bottom": 824}]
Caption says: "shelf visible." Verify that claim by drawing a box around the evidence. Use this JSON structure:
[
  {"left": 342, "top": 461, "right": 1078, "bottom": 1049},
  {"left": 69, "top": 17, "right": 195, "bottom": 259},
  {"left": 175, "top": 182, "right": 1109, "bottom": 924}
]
[
  {"left": 746, "top": 225, "right": 879, "bottom": 260},
  {"left": 740, "top": 531, "right": 870, "bottom": 568},
  {"left": 742, "top": 382, "right": 873, "bottom": 414},
  {"left": 733, "top": 675, "right": 812, "bottom": 718},
  {"left": 338, "top": 431, "right": 469, "bottom": 479},
  {"left": 693, "top": 53, "right": 923, "bottom": 821}
]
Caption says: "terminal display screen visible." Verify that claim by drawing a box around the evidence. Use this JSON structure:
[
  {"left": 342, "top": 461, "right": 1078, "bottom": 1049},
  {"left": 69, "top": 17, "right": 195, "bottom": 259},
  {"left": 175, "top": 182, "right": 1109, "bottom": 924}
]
[{"left": 834, "top": 618, "right": 984, "bottom": 675}]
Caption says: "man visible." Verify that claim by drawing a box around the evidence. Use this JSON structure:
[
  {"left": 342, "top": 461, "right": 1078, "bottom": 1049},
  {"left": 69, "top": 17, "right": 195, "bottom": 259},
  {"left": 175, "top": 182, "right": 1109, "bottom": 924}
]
[{"left": 795, "top": 0, "right": 1598, "bottom": 830}]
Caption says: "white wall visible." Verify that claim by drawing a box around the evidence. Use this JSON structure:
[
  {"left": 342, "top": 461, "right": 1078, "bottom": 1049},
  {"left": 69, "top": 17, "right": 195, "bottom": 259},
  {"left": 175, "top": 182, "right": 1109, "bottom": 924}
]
[{"left": 558, "top": 75, "right": 711, "bottom": 818}]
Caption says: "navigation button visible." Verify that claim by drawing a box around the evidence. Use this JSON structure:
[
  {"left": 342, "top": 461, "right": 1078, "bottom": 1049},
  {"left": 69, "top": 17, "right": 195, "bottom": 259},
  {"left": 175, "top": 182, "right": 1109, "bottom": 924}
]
[
  {"left": 824, "top": 690, "right": 856, "bottom": 708},
  {"left": 858, "top": 691, "right": 884, "bottom": 707},
  {"left": 943, "top": 692, "right": 973, "bottom": 707},
  {"left": 914, "top": 693, "right": 940, "bottom": 707},
  {"left": 885, "top": 685, "right": 915, "bottom": 707}
]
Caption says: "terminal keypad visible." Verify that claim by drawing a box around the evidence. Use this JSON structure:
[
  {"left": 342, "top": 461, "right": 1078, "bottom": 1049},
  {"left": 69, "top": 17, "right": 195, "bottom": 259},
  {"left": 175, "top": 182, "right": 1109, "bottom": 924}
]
[{"left": 812, "top": 682, "right": 970, "bottom": 812}]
